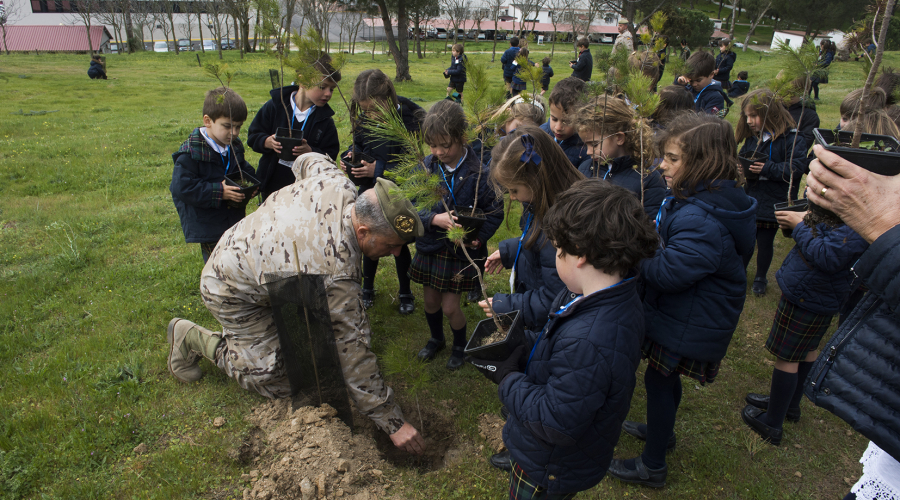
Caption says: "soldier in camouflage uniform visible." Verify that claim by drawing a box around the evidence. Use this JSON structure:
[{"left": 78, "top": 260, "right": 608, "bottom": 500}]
[{"left": 166, "top": 152, "right": 426, "bottom": 454}]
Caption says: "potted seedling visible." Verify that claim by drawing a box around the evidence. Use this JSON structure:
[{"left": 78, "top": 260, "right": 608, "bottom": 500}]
[
  {"left": 203, "top": 62, "right": 260, "bottom": 209},
  {"left": 805, "top": 0, "right": 898, "bottom": 231},
  {"left": 363, "top": 60, "right": 524, "bottom": 361}
]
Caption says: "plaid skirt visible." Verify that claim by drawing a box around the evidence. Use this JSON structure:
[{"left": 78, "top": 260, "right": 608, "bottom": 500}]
[
  {"left": 642, "top": 338, "right": 721, "bottom": 385},
  {"left": 757, "top": 220, "right": 780, "bottom": 230},
  {"left": 409, "top": 247, "right": 480, "bottom": 294},
  {"left": 765, "top": 294, "right": 833, "bottom": 362},
  {"left": 509, "top": 460, "right": 578, "bottom": 500}
]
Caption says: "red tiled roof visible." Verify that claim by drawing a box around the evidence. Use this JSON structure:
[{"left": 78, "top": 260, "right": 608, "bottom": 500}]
[
  {"left": 1, "top": 25, "right": 110, "bottom": 52},
  {"left": 366, "top": 18, "right": 617, "bottom": 34}
]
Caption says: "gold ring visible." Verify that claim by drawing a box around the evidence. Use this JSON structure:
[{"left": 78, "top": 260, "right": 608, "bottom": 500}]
[{"left": 821, "top": 187, "right": 828, "bottom": 197}]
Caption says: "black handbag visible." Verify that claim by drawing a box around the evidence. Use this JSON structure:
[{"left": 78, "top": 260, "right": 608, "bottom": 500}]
[{"left": 805, "top": 294, "right": 900, "bottom": 460}]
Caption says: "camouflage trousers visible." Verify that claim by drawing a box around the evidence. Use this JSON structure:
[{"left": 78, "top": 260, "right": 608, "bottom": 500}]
[{"left": 204, "top": 290, "right": 292, "bottom": 400}]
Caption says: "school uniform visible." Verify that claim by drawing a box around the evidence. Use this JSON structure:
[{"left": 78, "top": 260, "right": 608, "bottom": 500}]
[
  {"left": 577, "top": 155, "right": 667, "bottom": 220},
  {"left": 787, "top": 100, "right": 821, "bottom": 199},
  {"left": 541, "top": 64, "right": 554, "bottom": 91},
  {"left": 501, "top": 46, "right": 521, "bottom": 83},
  {"left": 571, "top": 48, "right": 593, "bottom": 81},
  {"left": 247, "top": 86, "right": 339, "bottom": 199},
  {"left": 446, "top": 53, "right": 468, "bottom": 93},
  {"left": 740, "top": 131, "right": 807, "bottom": 225},
  {"left": 714, "top": 51, "right": 736, "bottom": 90},
  {"left": 409, "top": 147, "right": 503, "bottom": 294},
  {"left": 540, "top": 121, "right": 588, "bottom": 168},
  {"left": 511, "top": 57, "right": 535, "bottom": 93},
  {"left": 728, "top": 80, "right": 750, "bottom": 98},
  {"left": 676, "top": 78, "right": 726, "bottom": 114},
  {"left": 767, "top": 222, "right": 868, "bottom": 362}
]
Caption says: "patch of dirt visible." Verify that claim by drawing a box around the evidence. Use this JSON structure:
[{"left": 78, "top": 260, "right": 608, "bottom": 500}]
[
  {"left": 236, "top": 397, "right": 463, "bottom": 500},
  {"left": 2, "top": 221, "right": 16, "bottom": 230},
  {"left": 478, "top": 413, "right": 506, "bottom": 453}
]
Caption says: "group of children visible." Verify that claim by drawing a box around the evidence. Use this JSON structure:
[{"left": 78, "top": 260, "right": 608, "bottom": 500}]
[{"left": 167, "top": 46, "right": 889, "bottom": 498}]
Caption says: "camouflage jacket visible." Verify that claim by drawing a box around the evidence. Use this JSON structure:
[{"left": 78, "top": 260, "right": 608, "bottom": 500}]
[{"left": 201, "top": 153, "right": 405, "bottom": 434}]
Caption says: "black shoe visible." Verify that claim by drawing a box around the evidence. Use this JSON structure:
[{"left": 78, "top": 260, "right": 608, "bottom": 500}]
[
  {"left": 446, "top": 347, "right": 465, "bottom": 370},
  {"left": 607, "top": 457, "right": 668, "bottom": 488},
  {"left": 745, "top": 393, "right": 801, "bottom": 422},
  {"left": 489, "top": 450, "right": 511, "bottom": 471},
  {"left": 500, "top": 405, "right": 509, "bottom": 421},
  {"left": 417, "top": 338, "right": 445, "bottom": 361},
  {"left": 752, "top": 278, "right": 767, "bottom": 297},
  {"left": 362, "top": 288, "right": 375, "bottom": 309},
  {"left": 621, "top": 421, "right": 676, "bottom": 451},
  {"left": 467, "top": 289, "right": 483, "bottom": 303},
  {"left": 741, "top": 405, "right": 783, "bottom": 445},
  {"left": 398, "top": 293, "right": 415, "bottom": 315}
]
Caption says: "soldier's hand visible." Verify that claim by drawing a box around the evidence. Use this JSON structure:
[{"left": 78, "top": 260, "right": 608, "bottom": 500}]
[{"left": 390, "top": 422, "right": 426, "bottom": 455}]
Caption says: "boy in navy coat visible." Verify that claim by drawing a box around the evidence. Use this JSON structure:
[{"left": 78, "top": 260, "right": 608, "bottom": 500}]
[
  {"left": 467, "top": 179, "right": 659, "bottom": 498},
  {"left": 171, "top": 87, "right": 256, "bottom": 262},
  {"left": 444, "top": 43, "right": 467, "bottom": 103},
  {"left": 675, "top": 51, "right": 726, "bottom": 115}
]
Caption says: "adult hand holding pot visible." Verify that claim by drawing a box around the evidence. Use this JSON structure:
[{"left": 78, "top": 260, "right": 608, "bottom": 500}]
[{"left": 807, "top": 144, "right": 900, "bottom": 243}]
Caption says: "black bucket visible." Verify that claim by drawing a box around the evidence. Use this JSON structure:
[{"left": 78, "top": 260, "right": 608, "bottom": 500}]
[
  {"left": 224, "top": 170, "right": 261, "bottom": 209},
  {"left": 738, "top": 151, "right": 769, "bottom": 181},
  {"left": 342, "top": 151, "right": 375, "bottom": 186},
  {"left": 452, "top": 207, "right": 485, "bottom": 245},
  {"left": 464, "top": 311, "right": 525, "bottom": 362},
  {"left": 275, "top": 127, "right": 306, "bottom": 162}
]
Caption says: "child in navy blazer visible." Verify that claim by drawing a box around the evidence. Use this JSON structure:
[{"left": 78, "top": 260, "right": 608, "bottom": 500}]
[
  {"left": 609, "top": 112, "right": 757, "bottom": 488},
  {"left": 742, "top": 212, "right": 868, "bottom": 446},
  {"left": 675, "top": 51, "right": 726, "bottom": 115},
  {"left": 443, "top": 43, "right": 467, "bottom": 103},
  {"left": 467, "top": 179, "right": 659, "bottom": 498},
  {"left": 411, "top": 100, "right": 503, "bottom": 370}
]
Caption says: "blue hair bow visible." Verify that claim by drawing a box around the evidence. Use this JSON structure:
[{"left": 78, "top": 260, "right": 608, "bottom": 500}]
[{"left": 520, "top": 134, "right": 542, "bottom": 166}]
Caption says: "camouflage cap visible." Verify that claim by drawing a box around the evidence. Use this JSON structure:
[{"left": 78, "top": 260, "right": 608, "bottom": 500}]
[{"left": 373, "top": 177, "right": 424, "bottom": 242}]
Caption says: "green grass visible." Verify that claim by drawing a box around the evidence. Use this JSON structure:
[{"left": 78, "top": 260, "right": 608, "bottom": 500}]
[{"left": 0, "top": 47, "right": 894, "bottom": 499}]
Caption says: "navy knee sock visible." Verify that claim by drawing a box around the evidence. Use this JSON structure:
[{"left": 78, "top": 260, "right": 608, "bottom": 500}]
[
  {"left": 450, "top": 324, "right": 468, "bottom": 352},
  {"left": 761, "top": 368, "right": 797, "bottom": 428},
  {"left": 425, "top": 310, "right": 444, "bottom": 343},
  {"left": 789, "top": 361, "right": 814, "bottom": 411},
  {"left": 362, "top": 256, "right": 378, "bottom": 290},
  {"left": 755, "top": 227, "right": 778, "bottom": 279},
  {"left": 640, "top": 367, "right": 680, "bottom": 470},
  {"left": 396, "top": 245, "right": 412, "bottom": 295}
]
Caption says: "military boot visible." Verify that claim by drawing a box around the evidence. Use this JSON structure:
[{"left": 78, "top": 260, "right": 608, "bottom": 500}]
[{"left": 167, "top": 318, "right": 222, "bottom": 383}]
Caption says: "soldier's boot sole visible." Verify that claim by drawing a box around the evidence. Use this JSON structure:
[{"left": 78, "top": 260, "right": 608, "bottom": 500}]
[{"left": 167, "top": 318, "right": 205, "bottom": 383}]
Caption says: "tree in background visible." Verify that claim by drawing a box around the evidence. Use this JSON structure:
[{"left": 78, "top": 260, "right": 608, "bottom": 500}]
[
  {"left": 597, "top": 0, "right": 673, "bottom": 44},
  {"left": 375, "top": 0, "right": 413, "bottom": 81},
  {"left": 0, "top": 0, "right": 23, "bottom": 55},
  {"left": 740, "top": 0, "right": 774, "bottom": 52},
  {"left": 772, "top": 0, "right": 870, "bottom": 38},
  {"left": 488, "top": 0, "right": 503, "bottom": 61},
  {"left": 68, "top": 0, "right": 99, "bottom": 55},
  {"left": 547, "top": 0, "right": 575, "bottom": 57},
  {"left": 409, "top": 0, "right": 440, "bottom": 58},
  {"left": 661, "top": 7, "right": 714, "bottom": 51},
  {"left": 443, "top": 0, "right": 471, "bottom": 44}
]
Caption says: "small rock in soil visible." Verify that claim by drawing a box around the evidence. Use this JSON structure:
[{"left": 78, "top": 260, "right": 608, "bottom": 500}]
[
  {"left": 133, "top": 443, "right": 148, "bottom": 455},
  {"left": 214, "top": 417, "right": 226, "bottom": 427}
]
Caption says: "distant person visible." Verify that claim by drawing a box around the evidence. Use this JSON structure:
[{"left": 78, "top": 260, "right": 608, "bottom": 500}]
[
  {"left": 170, "top": 87, "right": 257, "bottom": 263},
  {"left": 679, "top": 39, "right": 691, "bottom": 61},
  {"left": 570, "top": 37, "right": 593, "bottom": 81},
  {"left": 612, "top": 19, "right": 633, "bottom": 55},
  {"left": 729, "top": 70, "right": 750, "bottom": 98},
  {"left": 810, "top": 40, "right": 835, "bottom": 101},
  {"left": 501, "top": 37, "right": 522, "bottom": 99},
  {"left": 714, "top": 39, "right": 736, "bottom": 90},
  {"left": 510, "top": 47, "right": 536, "bottom": 97},
  {"left": 443, "top": 43, "right": 467, "bottom": 103},
  {"left": 87, "top": 55, "right": 107, "bottom": 80},
  {"left": 540, "top": 56, "right": 554, "bottom": 95}
]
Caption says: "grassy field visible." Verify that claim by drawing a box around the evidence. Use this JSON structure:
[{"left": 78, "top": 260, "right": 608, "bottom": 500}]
[{"left": 0, "top": 46, "right": 895, "bottom": 499}]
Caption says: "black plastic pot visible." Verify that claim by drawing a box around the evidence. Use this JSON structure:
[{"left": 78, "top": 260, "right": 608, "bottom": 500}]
[
  {"left": 451, "top": 207, "right": 485, "bottom": 245},
  {"left": 275, "top": 127, "right": 306, "bottom": 162},
  {"left": 224, "top": 170, "right": 261, "bottom": 209},
  {"left": 738, "top": 151, "right": 769, "bottom": 181},
  {"left": 812, "top": 128, "right": 900, "bottom": 176},
  {"left": 342, "top": 150, "right": 375, "bottom": 186},
  {"left": 464, "top": 310, "right": 525, "bottom": 362},
  {"left": 773, "top": 199, "right": 808, "bottom": 238}
]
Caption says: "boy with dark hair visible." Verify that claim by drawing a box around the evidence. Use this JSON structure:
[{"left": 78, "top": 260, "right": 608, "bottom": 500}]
[
  {"left": 248, "top": 53, "right": 341, "bottom": 200},
  {"left": 729, "top": 70, "right": 750, "bottom": 98},
  {"left": 570, "top": 38, "right": 593, "bottom": 81},
  {"left": 540, "top": 56, "right": 554, "bottom": 95},
  {"left": 443, "top": 43, "right": 467, "bottom": 103},
  {"left": 87, "top": 54, "right": 107, "bottom": 79},
  {"left": 467, "top": 179, "right": 659, "bottom": 499},
  {"left": 675, "top": 51, "right": 726, "bottom": 115},
  {"left": 501, "top": 37, "right": 521, "bottom": 98},
  {"left": 170, "top": 87, "right": 257, "bottom": 263},
  {"left": 541, "top": 76, "right": 588, "bottom": 168}
]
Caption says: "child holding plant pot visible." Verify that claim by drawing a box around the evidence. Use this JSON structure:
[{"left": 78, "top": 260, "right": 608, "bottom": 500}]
[
  {"left": 608, "top": 112, "right": 757, "bottom": 489},
  {"left": 467, "top": 179, "right": 658, "bottom": 497},
  {"left": 736, "top": 89, "right": 807, "bottom": 297},
  {"left": 479, "top": 126, "right": 584, "bottom": 333},
  {"left": 573, "top": 95, "right": 667, "bottom": 220},
  {"left": 410, "top": 100, "right": 503, "bottom": 370},
  {"left": 248, "top": 53, "right": 340, "bottom": 201},
  {"left": 341, "top": 69, "right": 426, "bottom": 314},
  {"left": 741, "top": 210, "right": 867, "bottom": 446},
  {"left": 170, "top": 87, "right": 257, "bottom": 263}
]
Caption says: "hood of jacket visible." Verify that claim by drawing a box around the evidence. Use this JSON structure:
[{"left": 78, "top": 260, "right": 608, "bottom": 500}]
[{"left": 683, "top": 180, "right": 758, "bottom": 257}]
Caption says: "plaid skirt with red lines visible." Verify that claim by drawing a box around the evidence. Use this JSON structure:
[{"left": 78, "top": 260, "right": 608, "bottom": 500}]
[{"left": 765, "top": 294, "right": 834, "bottom": 362}]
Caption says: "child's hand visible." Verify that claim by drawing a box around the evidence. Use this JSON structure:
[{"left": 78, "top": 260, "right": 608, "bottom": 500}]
[
  {"left": 432, "top": 212, "right": 458, "bottom": 230},
  {"left": 351, "top": 159, "right": 376, "bottom": 178},
  {"left": 775, "top": 210, "right": 804, "bottom": 230},
  {"left": 465, "top": 238, "right": 481, "bottom": 249},
  {"left": 478, "top": 298, "right": 494, "bottom": 318},
  {"left": 294, "top": 139, "right": 312, "bottom": 156},
  {"left": 265, "top": 134, "right": 282, "bottom": 153},
  {"left": 540, "top": 89, "right": 546, "bottom": 96},
  {"left": 444, "top": 70, "right": 448, "bottom": 75},
  {"left": 221, "top": 181, "right": 245, "bottom": 202},
  {"left": 749, "top": 161, "right": 765, "bottom": 174},
  {"left": 484, "top": 250, "right": 503, "bottom": 274},
  {"left": 677, "top": 76, "right": 689, "bottom": 85}
]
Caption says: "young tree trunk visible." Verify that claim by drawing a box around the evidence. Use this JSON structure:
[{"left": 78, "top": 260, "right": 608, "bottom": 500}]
[
  {"left": 728, "top": 0, "right": 738, "bottom": 39},
  {"left": 374, "top": 0, "right": 412, "bottom": 81},
  {"left": 198, "top": 16, "right": 206, "bottom": 53},
  {"left": 167, "top": 9, "right": 179, "bottom": 55},
  {"left": 742, "top": 0, "right": 772, "bottom": 51},
  {"left": 718, "top": 0, "right": 725, "bottom": 19}
]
